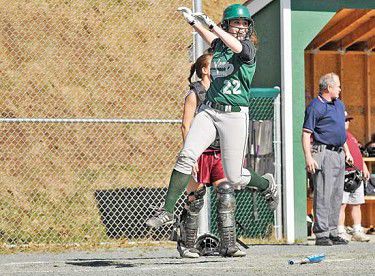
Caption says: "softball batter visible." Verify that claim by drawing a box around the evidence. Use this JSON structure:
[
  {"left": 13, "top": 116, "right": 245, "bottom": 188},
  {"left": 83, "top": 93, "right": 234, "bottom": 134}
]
[{"left": 146, "top": 4, "right": 278, "bottom": 257}]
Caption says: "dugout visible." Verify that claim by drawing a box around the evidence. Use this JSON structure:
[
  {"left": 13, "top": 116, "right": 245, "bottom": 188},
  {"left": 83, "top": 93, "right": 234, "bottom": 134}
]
[{"left": 244, "top": 0, "right": 375, "bottom": 242}]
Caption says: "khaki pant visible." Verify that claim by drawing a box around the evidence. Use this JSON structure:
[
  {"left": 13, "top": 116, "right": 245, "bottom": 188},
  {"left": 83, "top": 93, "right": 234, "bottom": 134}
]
[{"left": 312, "top": 144, "right": 345, "bottom": 238}]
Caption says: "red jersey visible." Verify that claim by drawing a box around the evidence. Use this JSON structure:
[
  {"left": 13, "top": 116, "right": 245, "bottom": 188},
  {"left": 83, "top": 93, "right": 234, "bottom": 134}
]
[{"left": 346, "top": 131, "right": 363, "bottom": 171}]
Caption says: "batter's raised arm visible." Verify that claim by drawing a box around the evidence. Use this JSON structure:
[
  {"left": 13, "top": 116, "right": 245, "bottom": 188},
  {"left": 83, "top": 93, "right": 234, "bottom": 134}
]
[
  {"left": 177, "top": 7, "right": 217, "bottom": 45},
  {"left": 194, "top": 13, "right": 243, "bottom": 53}
]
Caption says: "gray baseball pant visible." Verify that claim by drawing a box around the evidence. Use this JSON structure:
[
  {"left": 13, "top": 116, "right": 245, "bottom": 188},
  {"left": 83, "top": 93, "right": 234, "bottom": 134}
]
[
  {"left": 174, "top": 104, "right": 251, "bottom": 188},
  {"left": 312, "top": 145, "right": 345, "bottom": 238}
]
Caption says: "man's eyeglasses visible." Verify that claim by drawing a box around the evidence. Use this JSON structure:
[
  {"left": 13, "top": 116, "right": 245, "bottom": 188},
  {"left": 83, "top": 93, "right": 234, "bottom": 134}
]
[{"left": 345, "top": 119, "right": 351, "bottom": 122}]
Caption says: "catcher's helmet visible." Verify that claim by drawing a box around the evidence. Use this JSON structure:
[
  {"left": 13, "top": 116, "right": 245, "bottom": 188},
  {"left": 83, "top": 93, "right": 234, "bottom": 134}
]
[
  {"left": 195, "top": 233, "right": 220, "bottom": 256},
  {"left": 344, "top": 169, "right": 363, "bottom": 193},
  {"left": 221, "top": 4, "right": 254, "bottom": 39}
]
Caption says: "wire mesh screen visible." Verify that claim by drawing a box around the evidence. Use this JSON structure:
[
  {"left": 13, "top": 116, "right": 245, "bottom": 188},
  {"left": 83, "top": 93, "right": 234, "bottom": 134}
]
[
  {"left": 0, "top": 122, "right": 186, "bottom": 244},
  {"left": 0, "top": 0, "right": 192, "bottom": 119},
  {"left": 210, "top": 90, "right": 280, "bottom": 238},
  {"left": 0, "top": 0, "right": 192, "bottom": 246}
]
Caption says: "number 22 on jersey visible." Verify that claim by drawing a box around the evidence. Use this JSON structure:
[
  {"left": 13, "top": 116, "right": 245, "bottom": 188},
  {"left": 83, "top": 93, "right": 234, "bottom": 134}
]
[{"left": 223, "top": 79, "right": 241, "bottom": 95}]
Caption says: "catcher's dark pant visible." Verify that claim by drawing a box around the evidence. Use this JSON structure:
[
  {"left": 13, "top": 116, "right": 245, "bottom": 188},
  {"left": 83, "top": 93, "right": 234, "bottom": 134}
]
[{"left": 311, "top": 144, "right": 345, "bottom": 238}]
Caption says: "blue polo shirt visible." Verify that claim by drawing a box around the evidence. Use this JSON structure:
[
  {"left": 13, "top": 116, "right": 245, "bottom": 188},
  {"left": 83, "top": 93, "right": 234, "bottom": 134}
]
[{"left": 303, "top": 95, "right": 346, "bottom": 147}]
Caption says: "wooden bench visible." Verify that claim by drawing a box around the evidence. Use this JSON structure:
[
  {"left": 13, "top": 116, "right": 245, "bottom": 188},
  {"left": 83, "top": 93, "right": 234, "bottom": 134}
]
[{"left": 361, "top": 157, "right": 375, "bottom": 228}]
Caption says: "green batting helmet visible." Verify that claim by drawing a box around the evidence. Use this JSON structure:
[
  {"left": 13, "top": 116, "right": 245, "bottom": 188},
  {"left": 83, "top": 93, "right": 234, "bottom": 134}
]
[
  {"left": 221, "top": 4, "right": 254, "bottom": 38},
  {"left": 222, "top": 4, "right": 251, "bottom": 22}
]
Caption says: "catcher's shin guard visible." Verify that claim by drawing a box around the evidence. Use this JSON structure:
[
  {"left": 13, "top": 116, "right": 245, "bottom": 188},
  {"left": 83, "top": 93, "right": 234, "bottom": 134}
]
[
  {"left": 217, "top": 181, "right": 239, "bottom": 256},
  {"left": 178, "top": 187, "right": 206, "bottom": 257}
]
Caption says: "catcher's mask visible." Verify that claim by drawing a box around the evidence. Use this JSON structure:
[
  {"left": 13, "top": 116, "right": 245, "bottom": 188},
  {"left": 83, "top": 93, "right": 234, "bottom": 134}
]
[
  {"left": 195, "top": 233, "right": 220, "bottom": 256},
  {"left": 344, "top": 165, "right": 363, "bottom": 193},
  {"left": 221, "top": 4, "right": 254, "bottom": 40}
]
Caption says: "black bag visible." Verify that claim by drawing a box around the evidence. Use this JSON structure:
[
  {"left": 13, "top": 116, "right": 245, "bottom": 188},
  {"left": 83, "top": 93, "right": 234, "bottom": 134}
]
[
  {"left": 344, "top": 164, "right": 363, "bottom": 193},
  {"left": 366, "top": 146, "right": 375, "bottom": 157},
  {"left": 360, "top": 146, "right": 375, "bottom": 157},
  {"left": 366, "top": 175, "right": 375, "bottom": 195}
]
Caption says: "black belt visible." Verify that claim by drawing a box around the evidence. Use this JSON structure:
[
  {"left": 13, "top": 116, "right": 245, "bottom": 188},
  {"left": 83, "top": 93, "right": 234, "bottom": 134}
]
[
  {"left": 326, "top": 145, "right": 343, "bottom": 153},
  {"left": 203, "top": 100, "right": 241, "bottom": 112}
]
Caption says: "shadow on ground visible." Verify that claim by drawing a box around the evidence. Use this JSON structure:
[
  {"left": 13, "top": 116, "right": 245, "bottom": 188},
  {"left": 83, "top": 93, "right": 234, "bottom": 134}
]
[{"left": 66, "top": 257, "right": 224, "bottom": 268}]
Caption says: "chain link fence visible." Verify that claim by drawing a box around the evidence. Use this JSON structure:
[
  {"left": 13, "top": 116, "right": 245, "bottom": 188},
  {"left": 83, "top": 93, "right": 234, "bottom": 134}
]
[
  {"left": 0, "top": 0, "right": 192, "bottom": 245},
  {"left": 0, "top": 0, "right": 281, "bottom": 249}
]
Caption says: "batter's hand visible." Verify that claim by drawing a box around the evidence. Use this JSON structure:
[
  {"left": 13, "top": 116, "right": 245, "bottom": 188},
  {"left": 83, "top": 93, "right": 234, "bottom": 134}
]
[
  {"left": 192, "top": 162, "right": 199, "bottom": 179},
  {"left": 177, "top": 7, "right": 196, "bottom": 25},
  {"left": 194, "top": 12, "right": 216, "bottom": 30}
]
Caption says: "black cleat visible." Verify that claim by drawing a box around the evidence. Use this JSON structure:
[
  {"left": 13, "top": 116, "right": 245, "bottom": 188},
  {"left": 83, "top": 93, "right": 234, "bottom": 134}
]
[
  {"left": 315, "top": 237, "right": 333, "bottom": 246},
  {"left": 330, "top": 235, "right": 349, "bottom": 245}
]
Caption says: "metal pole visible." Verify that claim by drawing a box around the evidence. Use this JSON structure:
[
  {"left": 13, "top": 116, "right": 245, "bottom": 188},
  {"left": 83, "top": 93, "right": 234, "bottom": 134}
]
[
  {"left": 193, "top": 0, "right": 204, "bottom": 62},
  {"left": 192, "top": 0, "right": 210, "bottom": 236},
  {"left": 273, "top": 88, "right": 283, "bottom": 240}
]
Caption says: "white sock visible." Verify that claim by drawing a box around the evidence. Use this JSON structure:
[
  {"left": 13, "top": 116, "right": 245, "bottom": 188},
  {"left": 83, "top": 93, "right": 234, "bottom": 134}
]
[
  {"left": 337, "top": 225, "right": 346, "bottom": 234},
  {"left": 353, "top": 224, "right": 362, "bottom": 233}
]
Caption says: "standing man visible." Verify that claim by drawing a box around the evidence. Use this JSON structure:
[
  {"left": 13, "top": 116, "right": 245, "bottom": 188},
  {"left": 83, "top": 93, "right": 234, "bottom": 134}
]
[
  {"left": 302, "top": 72, "right": 353, "bottom": 246},
  {"left": 337, "top": 112, "right": 370, "bottom": 242}
]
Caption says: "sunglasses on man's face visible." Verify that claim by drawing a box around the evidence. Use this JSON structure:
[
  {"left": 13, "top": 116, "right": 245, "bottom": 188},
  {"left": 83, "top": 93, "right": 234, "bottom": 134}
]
[{"left": 345, "top": 119, "right": 351, "bottom": 122}]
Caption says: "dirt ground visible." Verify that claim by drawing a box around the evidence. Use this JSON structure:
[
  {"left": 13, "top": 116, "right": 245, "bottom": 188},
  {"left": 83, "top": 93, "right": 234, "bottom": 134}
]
[{"left": 1, "top": 235, "right": 375, "bottom": 275}]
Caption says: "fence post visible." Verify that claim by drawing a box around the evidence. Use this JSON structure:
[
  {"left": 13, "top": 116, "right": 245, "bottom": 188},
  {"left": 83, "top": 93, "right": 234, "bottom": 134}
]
[
  {"left": 274, "top": 88, "right": 283, "bottom": 240},
  {"left": 192, "top": 0, "right": 210, "bottom": 236}
]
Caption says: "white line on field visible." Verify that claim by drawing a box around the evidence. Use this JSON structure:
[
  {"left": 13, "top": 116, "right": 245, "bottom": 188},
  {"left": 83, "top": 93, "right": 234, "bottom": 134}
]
[
  {"left": 0, "top": 261, "right": 60, "bottom": 266},
  {"left": 0, "top": 261, "right": 73, "bottom": 266},
  {"left": 324, "top": 258, "right": 354, "bottom": 263}
]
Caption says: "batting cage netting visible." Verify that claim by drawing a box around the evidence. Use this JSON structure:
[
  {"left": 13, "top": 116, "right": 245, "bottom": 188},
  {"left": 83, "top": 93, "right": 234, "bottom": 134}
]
[{"left": 0, "top": 0, "right": 281, "bottom": 249}]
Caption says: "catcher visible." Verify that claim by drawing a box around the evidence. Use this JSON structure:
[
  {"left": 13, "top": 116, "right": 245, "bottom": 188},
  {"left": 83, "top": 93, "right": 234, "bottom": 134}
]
[{"left": 177, "top": 52, "right": 227, "bottom": 258}]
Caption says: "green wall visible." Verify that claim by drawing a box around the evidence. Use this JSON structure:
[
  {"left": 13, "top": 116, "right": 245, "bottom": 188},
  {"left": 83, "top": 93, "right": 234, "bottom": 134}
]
[
  {"left": 249, "top": 0, "right": 375, "bottom": 242},
  {"left": 290, "top": 0, "right": 375, "bottom": 240},
  {"left": 291, "top": 11, "right": 334, "bottom": 240},
  {"left": 251, "top": 0, "right": 281, "bottom": 87}
]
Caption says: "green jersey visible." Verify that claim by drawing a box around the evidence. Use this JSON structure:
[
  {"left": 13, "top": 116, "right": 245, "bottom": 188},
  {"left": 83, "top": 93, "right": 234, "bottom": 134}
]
[{"left": 207, "top": 39, "right": 256, "bottom": 107}]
